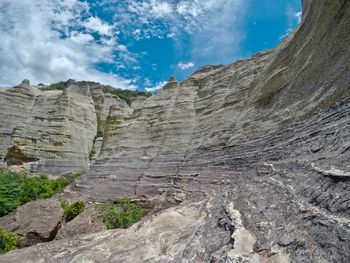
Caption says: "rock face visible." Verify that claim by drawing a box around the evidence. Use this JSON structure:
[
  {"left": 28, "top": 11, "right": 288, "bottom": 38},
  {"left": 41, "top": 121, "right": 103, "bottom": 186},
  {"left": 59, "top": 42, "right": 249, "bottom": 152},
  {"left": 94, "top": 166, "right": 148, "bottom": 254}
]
[
  {"left": 0, "top": 0, "right": 350, "bottom": 262},
  {"left": 90, "top": 84, "right": 130, "bottom": 137},
  {"left": 0, "top": 199, "right": 63, "bottom": 247},
  {"left": 0, "top": 81, "right": 98, "bottom": 175},
  {"left": 0, "top": 80, "right": 134, "bottom": 174}
]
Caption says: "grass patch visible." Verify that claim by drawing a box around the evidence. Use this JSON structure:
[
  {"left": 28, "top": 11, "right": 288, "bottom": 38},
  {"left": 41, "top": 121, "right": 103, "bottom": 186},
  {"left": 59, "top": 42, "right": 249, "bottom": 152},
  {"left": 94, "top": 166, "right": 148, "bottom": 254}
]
[
  {"left": 61, "top": 200, "right": 85, "bottom": 222},
  {"left": 0, "top": 169, "right": 69, "bottom": 217},
  {"left": 99, "top": 198, "right": 146, "bottom": 229},
  {"left": 0, "top": 227, "right": 20, "bottom": 254}
]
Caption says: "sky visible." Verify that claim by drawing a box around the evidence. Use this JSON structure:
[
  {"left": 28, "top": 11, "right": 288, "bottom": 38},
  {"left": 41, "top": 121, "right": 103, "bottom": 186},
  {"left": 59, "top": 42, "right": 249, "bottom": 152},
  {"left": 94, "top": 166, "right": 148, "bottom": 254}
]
[{"left": 0, "top": 0, "right": 302, "bottom": 91}]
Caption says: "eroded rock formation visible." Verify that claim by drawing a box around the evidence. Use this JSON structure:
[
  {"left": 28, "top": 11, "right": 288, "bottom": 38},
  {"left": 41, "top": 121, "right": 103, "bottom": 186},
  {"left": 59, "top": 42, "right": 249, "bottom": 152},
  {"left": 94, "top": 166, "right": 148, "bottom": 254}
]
[
  {"left": 0, "top": 80, "right": 130, "bottom": 174},
  {"left": 0, "top": 80, "right": 97, "bottom": 175},
  {"left": 0, "top": 199, "right": 63, "bottom": 247},
  {"left": 0, "top": 0, "right": 349, "bottom": 262}
]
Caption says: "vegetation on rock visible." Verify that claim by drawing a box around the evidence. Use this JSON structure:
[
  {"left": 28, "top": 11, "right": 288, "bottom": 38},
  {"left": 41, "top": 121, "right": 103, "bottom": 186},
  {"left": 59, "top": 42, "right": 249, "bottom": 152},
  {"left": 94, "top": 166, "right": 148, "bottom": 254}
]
[
  {"left": 38, "top": 81, "right": 66, "bottom": 91},
  {"left": 89, "top": 149, "right": 96, "bottom": 158},
  {"left": 101, "top": 86, "right": 152, "bottom": 105},
  {"left": 0, "top": 169, "right": 69, "bottom": 216},
  {"left": 61, "top": 200, "right": 86, "bottom": 222},
  {"left": 70, "top": 172, "right": 82, "bottom": 182},
  {"left": 0, "top": 227, "right": 20, "bottom": 254},
  {"left": 99, "top": 198, "right": 146, "bottom": 229},
  {"left": 38, "top": 81, "right": 153, "bottom": 105}
]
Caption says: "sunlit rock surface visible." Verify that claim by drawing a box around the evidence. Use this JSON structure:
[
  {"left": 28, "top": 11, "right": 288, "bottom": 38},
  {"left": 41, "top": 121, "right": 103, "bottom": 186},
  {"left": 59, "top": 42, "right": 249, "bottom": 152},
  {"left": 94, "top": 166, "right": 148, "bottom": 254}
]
[
  {"left": 0, "top": 81, "right": 97, "bottom": 175},
  {"left": 0, "top": 0, "right": 349, "bottom": 262}
]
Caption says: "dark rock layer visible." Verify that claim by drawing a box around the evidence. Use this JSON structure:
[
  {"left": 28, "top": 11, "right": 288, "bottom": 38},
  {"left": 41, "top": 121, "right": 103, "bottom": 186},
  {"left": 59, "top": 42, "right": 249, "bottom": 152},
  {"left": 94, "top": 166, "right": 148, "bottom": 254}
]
[{"left": 0, "top": 0, "right": 349, "bottom": 262}]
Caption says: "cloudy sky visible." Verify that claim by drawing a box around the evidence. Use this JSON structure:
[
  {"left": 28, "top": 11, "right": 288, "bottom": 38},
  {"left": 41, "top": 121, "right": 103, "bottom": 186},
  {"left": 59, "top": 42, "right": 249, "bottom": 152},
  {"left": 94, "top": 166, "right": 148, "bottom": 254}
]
[{"left": 0, "top": 0, "right": 301, "bottom": 91}]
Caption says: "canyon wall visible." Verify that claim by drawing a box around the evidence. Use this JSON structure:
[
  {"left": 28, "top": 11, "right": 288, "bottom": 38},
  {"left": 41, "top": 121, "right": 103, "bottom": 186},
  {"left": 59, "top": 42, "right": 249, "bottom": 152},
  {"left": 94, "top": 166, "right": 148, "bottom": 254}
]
[{"left": 0, "top": 0, "right": 349, "bottom": 262}]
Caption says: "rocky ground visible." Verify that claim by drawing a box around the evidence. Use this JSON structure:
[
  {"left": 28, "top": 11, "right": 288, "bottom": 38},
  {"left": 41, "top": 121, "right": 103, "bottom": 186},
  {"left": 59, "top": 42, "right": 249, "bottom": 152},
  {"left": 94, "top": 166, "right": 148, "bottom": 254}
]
[{"left": 0, "top": 0, "right": 349, "bottom": 262}]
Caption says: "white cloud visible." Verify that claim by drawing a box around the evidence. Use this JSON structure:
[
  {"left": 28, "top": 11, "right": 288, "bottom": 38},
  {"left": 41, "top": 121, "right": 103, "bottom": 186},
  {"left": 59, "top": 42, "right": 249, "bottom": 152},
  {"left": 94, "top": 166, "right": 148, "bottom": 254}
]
[
  {"left": 70, "top": 32, "right": 94, "bottom": 44},
  {"left": 149, "top": 1, "right": 173, "bottom": 18},
  {"left": 0, "top": 0, "right": 136, "bottom": 89},
  {"left": 280, "top": 5, "right": 302, "bottom": 40},
  {"left": 144, "top": 78, "right": 153, "bottom": 87},
  {"left": 110, "top": 0, "right": 247, "bottom": 64},
  {"left": 167, "top": 32, "right": 176, "bottom": 38},
  {"left": 178, "top": 62, "right": 195, "bottom": 70},
  {"left": 145, "top": 80, "right": 167, "bottom": 92},
  {"left": 127, "top": 0, "right": 173, "bottom": 19},
  {"left": 288, "top": 9, "right": 303, "bottom": 26},
  {"left": 295, "top": 12, "right": 302, "bottom": 23},
  {"left": 116, "top": 45, "right": 128, "bottom": 52},
  {"left": 82, "top": 16, "right": 114, "bottom": 36},
  {"left": 280, "top": 7, "right": 302, "bottom": 40},
  {"left": 184, "top": 0, "right": 246, "bottom": 63}
]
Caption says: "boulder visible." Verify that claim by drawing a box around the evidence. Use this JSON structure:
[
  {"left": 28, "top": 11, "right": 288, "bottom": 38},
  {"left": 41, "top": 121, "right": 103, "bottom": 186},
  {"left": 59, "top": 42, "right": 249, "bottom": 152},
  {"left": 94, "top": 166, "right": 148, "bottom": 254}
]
[{"left": 0, "top": 199, "right": 63, "bottom": 247}]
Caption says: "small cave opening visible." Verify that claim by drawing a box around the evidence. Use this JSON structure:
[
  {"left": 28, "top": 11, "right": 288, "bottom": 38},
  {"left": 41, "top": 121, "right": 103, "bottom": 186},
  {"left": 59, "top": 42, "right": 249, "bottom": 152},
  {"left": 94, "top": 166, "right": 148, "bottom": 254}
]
[{"left": 4, "top": 145, "right": 39, "bottom": 166}]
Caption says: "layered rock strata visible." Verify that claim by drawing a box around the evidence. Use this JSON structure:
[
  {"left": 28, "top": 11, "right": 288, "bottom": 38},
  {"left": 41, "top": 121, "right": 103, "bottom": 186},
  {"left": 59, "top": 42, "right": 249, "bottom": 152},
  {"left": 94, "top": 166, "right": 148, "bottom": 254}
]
[
  {"left": 0, "top": 81, "right": 98, "bottom": 174},
  {"left": 0, "top": 0, "right": 349, "bottom": 262},
  {"left": 0, "top": 81, "right": 130, "bottom": 175}
]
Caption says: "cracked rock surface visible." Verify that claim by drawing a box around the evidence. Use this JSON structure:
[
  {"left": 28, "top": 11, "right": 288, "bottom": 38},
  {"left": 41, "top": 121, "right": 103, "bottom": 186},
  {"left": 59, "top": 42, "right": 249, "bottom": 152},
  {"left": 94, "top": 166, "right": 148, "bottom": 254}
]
[
  {"left": 0, "top": 0, "right": 349, "bottom": 262},
  {"left": 0, "top": 199, "right": 63, "bottom": 247}
]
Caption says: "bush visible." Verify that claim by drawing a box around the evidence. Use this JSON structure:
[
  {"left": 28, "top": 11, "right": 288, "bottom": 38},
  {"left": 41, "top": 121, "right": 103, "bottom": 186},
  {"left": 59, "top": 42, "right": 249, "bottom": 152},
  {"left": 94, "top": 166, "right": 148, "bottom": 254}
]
[
  {"left": 99, "top": 198, "right": 146, "bottom": 229},
  {"left": 61, "top": 200, "right": 85, "bottom": 221},
  {"left": 102, "top": 86, "right": 153, "bottom": 105},
  {"left": 71, "top": 172, "right": 82, "bottom": 181},
  {"left": 0, "top": 227, "right": 20, "bottom": 254},
  {"left": 0, "top": 169, "right": 69, "bottom": 217},
  {"left": 38, "top": 81, "right": 66, "bottom": 91},
  {"left": 38, "top": 80, "right": 153, "bottom": 105},
  {"left": 89, "top": 149, "right": 96, "bottom": 158}
]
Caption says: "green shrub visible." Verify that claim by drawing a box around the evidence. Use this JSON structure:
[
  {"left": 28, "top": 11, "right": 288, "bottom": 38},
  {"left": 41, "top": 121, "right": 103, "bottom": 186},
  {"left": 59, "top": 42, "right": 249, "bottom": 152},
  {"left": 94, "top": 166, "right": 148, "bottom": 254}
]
[
  {"left": 38, "top": 81, "right": 66, "bottom": 91},
  {"left": 71, "top": 172, "right": 82, "bottom": 181},
  {"left": 89, "top": 149, "right": 96, "bottom": 158},
  {"left": 0, "top": 169, "right": 69, "bottom": 217},
  {"left": 0, "top": 227, "right": 20, "bottom": 254},
  {"left": 61, "top": 200, "right": 85, "bottom": 221},
  {"left": 101, "top": 86, "right": 153, "bottom": 105},
  {"left": 38, "top": 80, "right": 153, "bottom": 105},
  {"left": 99, "top": 198, "right": 146, "bottom": 229}
]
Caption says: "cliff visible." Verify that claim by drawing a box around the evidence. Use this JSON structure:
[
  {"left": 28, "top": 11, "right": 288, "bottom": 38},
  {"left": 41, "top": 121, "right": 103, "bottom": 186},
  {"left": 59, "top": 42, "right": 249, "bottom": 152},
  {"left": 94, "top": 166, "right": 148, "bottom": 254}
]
[
  {"left": 0, "top": 0, "right": 349, "bottom": 262},
  {"left": 0, "top": 80, "right": 129, "bottom": 175}
]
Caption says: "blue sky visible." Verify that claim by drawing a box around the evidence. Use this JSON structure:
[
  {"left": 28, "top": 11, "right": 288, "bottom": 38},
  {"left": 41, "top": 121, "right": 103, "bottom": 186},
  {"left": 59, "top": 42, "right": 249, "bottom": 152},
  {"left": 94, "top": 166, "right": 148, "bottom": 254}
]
[{"left": 0, "top": 0, "right": 301, "bottom": 91}]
